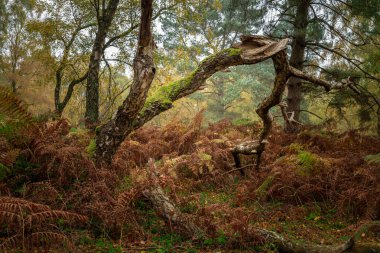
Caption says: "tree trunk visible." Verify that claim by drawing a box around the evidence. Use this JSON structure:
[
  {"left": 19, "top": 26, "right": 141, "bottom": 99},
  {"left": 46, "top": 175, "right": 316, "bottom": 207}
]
[
  {"left": 54, "top": 68, "right": 88, "bottom": 117},
  {"left": 95, "top": 32, "right": 352, "bottom": 165},
  {"left": 85, "top": 0, "right": 120, "bottom": 128},
  {"left": 54, "top": 68, "right": 63, "bottom": 116},
  {"left": 96, "top": 0, "right": 156, "bottom": 164},
  {"left": 377, "top": 107, "right": 380, "bottom": 136},
  {"left": 285, "top": 0, "right": 310, "bottom": 133},
  {"left": 11, "top": 80, "right": 16, "bottom": 93},
  {"left": 95, "top": 36, "right": 290, "bottom": 164}
]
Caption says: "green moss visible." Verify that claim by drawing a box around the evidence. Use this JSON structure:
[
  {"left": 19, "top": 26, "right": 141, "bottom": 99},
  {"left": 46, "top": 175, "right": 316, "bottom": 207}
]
[
  {"left": 296, "top": 151, "right": 317, "bottom": 176},
  {"left": 255, "top": 176, "right": 274, "bottom": 199},
  {"left": 199, "top": 152, "right": 212, "bottom": 161},
  {"left": 226, "top": 48, "right": 242, "bottom": 56},
  {"left": 118, "top": 176, "right": 133, "bottom": 191},
  {"left": 86, "top": 139, "right": 96, "bottom": 158},
  {"left": 365, "top": 153, "right": 380, "bottom": 164},
  {"left": 288, "top": 143, "right": 304, "bottom": 152},
  {"left": 140, "top": 48, "right": 242, "bottom": 116},
  {"left": 141, "top": 75, "right": 195, "bottom": 115},
  {"left": 232, "top": 118, "right": 254, "bottom": 126}
]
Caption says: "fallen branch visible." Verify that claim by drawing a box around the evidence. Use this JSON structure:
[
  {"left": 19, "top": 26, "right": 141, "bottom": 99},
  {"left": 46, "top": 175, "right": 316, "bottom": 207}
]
[{"left": 142, "top": 159, "right": 204, "bottom": 239}]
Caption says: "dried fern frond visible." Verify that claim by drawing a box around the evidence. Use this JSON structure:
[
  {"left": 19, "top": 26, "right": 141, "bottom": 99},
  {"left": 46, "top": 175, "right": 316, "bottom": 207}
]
[
  {"left": 0, "top": 87, "right": 32, "bottom": 123},
  {"left": 0, "top": 210, "right": 22, "bottom": 225},
  {"left": 0, "top": 234, "right": 22, "bottom": 251},
  {"left": 28, "top": 210, "right": 88, "bottom": 226},
  {"left": 365, "top": 153, "right": 380, "bottom": 164},
  {"left": 0, "top": 197, "right": 51, "bottom": 213},
  {"left": 0, "top": 149, "right": 20, "bottom": 166},
  {"left": 26, "top": 231, "right": 76, "bottom": 252}
]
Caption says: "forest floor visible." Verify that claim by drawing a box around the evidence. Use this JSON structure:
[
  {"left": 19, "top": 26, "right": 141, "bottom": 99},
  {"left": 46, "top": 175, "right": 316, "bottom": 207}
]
[{"left": 0, "top": 115, "right": 379, "bottom": 252}]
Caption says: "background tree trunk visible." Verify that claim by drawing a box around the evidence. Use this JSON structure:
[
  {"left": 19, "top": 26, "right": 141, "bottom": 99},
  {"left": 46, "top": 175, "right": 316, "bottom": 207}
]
[
  {"left": 85, "top": 0, "right": 120, "bottom": 128},
  {"left": 285, "top": 0, "right": 310, "bottom": 133}
]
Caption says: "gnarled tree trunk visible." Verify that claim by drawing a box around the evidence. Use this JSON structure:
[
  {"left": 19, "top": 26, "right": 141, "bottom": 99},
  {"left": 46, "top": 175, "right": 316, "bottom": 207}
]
[
  {"left": 95, "top": 35, "right": 291, "bottom": 164},
  {"left": 96, "top": 31, "right": 353, "bottom": 165},
  {"left": 96, "top": 0, "right": 156, "bottom": 164}
]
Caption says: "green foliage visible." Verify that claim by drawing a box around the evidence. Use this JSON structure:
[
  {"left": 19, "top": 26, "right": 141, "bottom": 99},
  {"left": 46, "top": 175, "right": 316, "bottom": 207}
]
[
  {"left": 350, "top": 0, "right": 380, "bottom": 21},
  {"left": 232, "top": 118, "right": 254, "bottom": 126},
  {"left": 180, "top": 202, "right": 198, "bottom": 214},
  {"left": 288, "top": 143, "right": 304, "bottom": 152},
  {"left": 365, "top": 153, "right": 380, "bottom": 164},
  {"left": 256, "top": 176, "right": 274, "bottom": 198},
  {"left": 118, "top": 176, "right": 133, "bottom": 191},
  {"left": 86, "top": 139, "right": 96, "bottom": 157},
  {"left": 95, "top": 239, "right": 123, "bottom": 253},
  {"left": 153, "top": 233, "right": 183, "bottom": 253},
  {"left": 202, "top": 230, "right": 228, "bottom": 247}
]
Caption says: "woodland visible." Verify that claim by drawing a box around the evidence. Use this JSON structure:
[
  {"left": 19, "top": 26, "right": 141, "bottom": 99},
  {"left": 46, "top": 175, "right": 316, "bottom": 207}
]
[{"left": 0, "top": 0, "right": 380, "bottom": 252}]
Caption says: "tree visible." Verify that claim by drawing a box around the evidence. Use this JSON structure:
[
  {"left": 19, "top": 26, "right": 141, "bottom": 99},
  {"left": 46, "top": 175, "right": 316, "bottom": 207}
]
[
  {"left": 322, "top": 0, "right": 380, "bottom": 135},
  {"left": 95, "top": 0, "right": 353, "bottom": 165},
  {"left": 28, "top": 0, "right": 95, "bottom": 116},
  {"left": 0, "top": 0, "right": 32, "bottom": 93},
  {"left": 264, "top": 0, "right": 379, "bottom": 133},
  {"left": 84, "top": 0, "right": 120, "bottom": 127},
  {"left": 84, "top": 0, "right": 179, "bottom": 127}
]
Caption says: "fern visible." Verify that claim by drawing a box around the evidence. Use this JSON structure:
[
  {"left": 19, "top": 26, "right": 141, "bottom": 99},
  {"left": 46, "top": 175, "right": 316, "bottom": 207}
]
[
  {"left": 0, "top": 87, "right": 32, "bottom": 137},
  {"left": 365, "top": 153, "right": 380, "bottom": 164},
  {"left": 0, "top": 197, "right": 87, "bottom": 252}
]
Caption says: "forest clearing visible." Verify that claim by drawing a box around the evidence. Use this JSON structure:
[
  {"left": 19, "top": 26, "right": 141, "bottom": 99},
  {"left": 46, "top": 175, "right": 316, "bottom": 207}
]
[{"left": 0, "top": 0, "right": 379, "bottom": 252}]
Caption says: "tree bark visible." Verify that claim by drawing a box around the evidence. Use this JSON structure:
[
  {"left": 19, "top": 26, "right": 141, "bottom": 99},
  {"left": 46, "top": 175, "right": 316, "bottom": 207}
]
[
  {"left": 85, "top": 0, "right": 120, "bottom": 128},
  {"left": 377, "top": 107, "right": 380, "bottom": 136},
  {"left": 95, "top": 30, "right": 353, "bottom": 165},
  {"left": 95, "top": 36, "right": 290, "bottom": 164},
  {"left": 54, "top": 72, "right": 88, "bottom": 117},
  {"left": 96, "top": 0, "right": 156, "bottom": 164},
  {"left": 11, "top": 79, "right": 16, "bottom": 93},
  {"left": 53, "top": 23, "right": 94, "bottom": 117},
  {"left": 285, "top": 0, "right": 310, "bottom": 133}
]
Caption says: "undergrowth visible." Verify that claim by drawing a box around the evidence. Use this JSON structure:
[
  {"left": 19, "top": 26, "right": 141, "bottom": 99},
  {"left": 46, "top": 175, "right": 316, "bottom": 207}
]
[{"left": 0, "top": 110, "right": 379, "bottom": 252}]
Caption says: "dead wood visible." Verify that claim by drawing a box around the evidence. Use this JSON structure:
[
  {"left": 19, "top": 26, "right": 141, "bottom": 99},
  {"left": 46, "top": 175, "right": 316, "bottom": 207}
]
[{"left": 142, "top": 159, "right": 204, "bottom": 239}]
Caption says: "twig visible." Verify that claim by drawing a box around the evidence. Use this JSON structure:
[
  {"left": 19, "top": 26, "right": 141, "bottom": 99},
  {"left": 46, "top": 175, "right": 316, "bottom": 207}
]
[{"left": 219, "top": 164, "right": 255, "bottom": 176}]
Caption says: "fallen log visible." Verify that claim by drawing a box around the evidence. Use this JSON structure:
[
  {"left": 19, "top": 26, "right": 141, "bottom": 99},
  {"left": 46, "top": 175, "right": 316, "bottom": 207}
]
[{"left": 142, "top": 159, "right": 204, "bottom": 239}]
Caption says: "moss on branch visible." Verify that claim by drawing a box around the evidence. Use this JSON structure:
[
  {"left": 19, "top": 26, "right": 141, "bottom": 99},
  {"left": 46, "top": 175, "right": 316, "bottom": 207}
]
[{"left": 140, "top": 48, "right": 243, "bottom": 116}]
